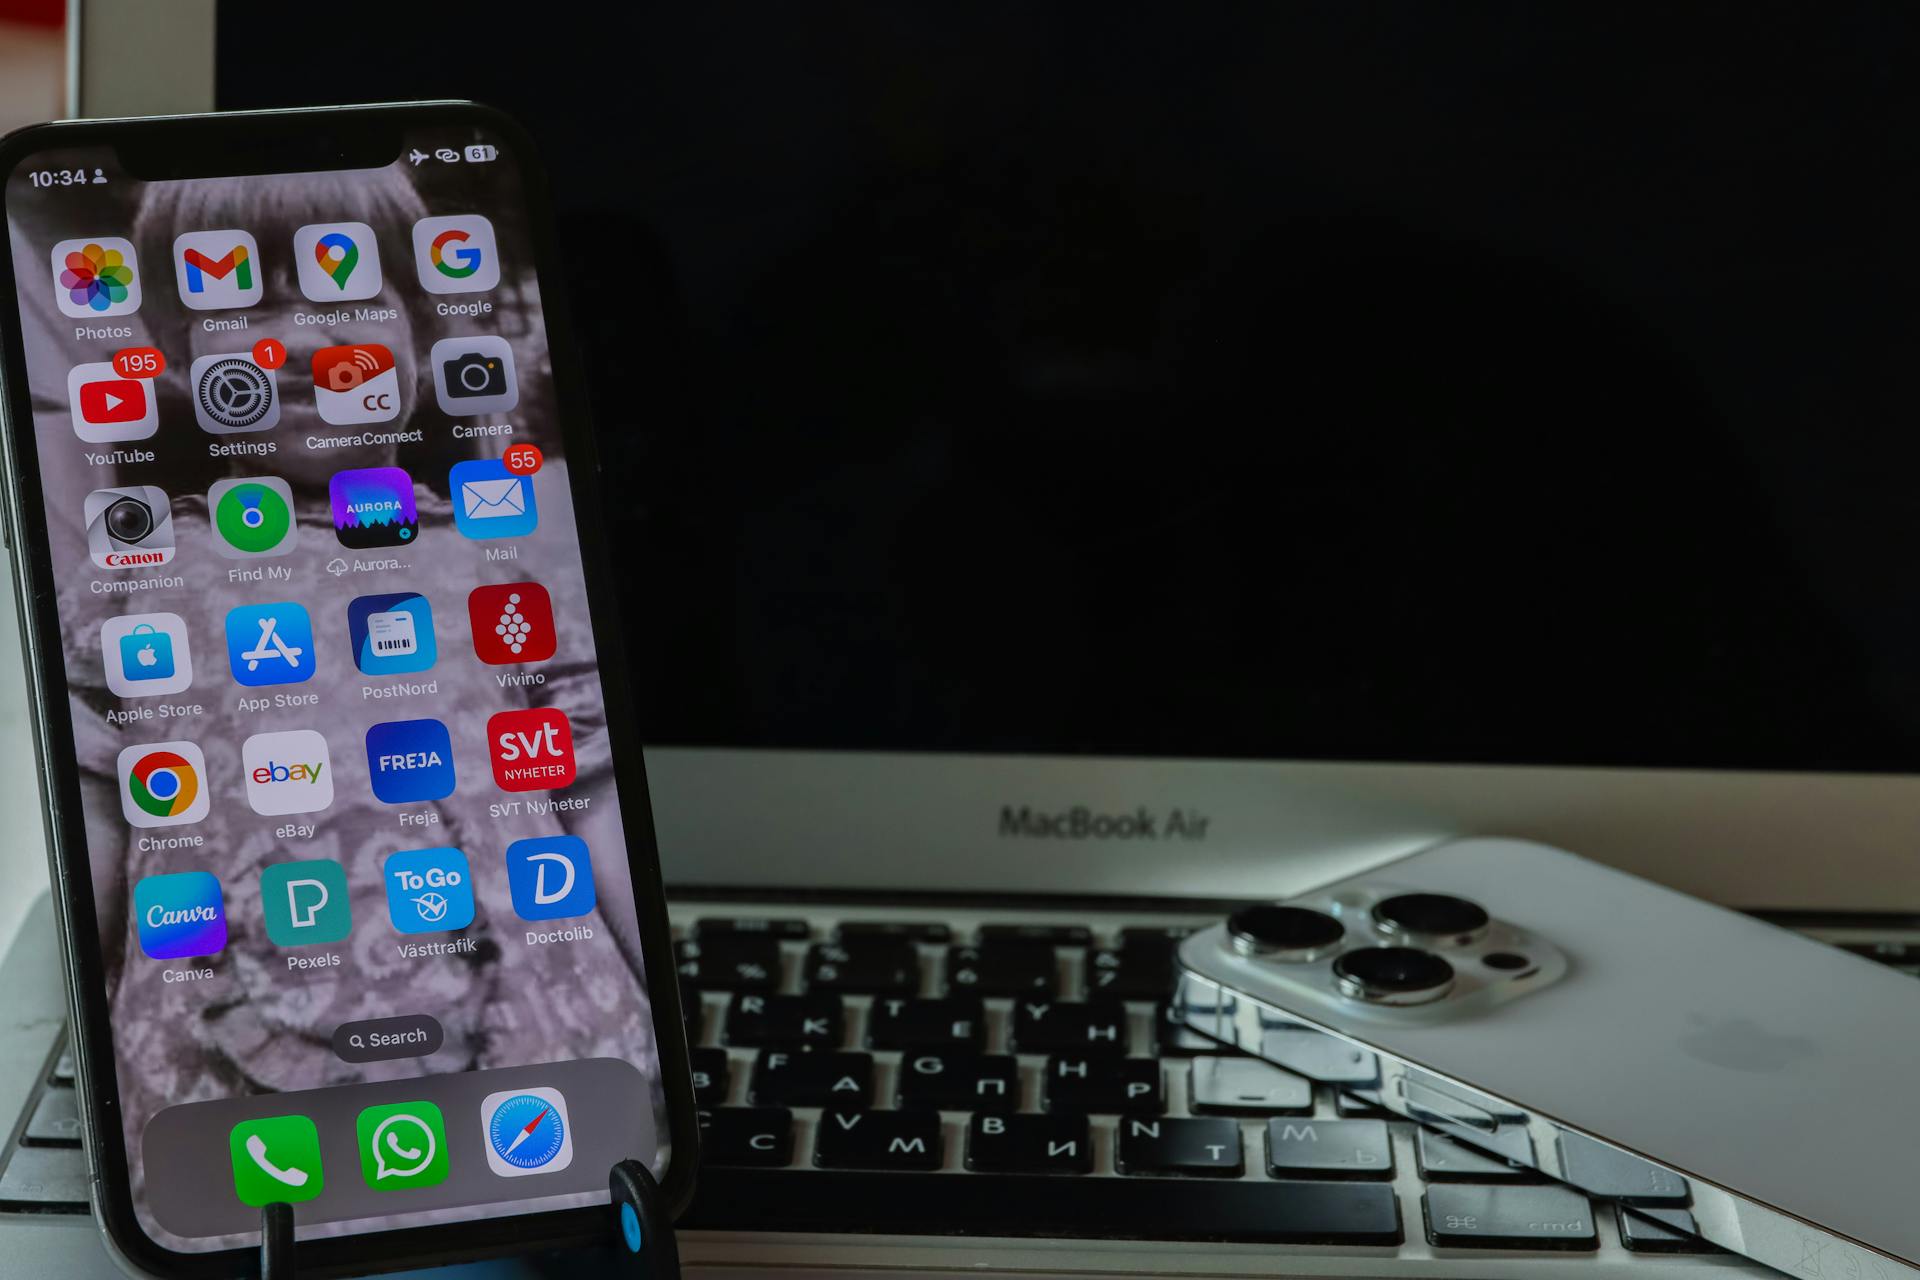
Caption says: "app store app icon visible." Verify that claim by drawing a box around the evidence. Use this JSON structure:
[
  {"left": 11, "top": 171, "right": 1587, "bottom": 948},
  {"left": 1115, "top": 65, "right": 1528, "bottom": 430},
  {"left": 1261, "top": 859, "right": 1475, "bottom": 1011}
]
[{"left": 226, "top": 602, "right": 315, "bottom": 686}]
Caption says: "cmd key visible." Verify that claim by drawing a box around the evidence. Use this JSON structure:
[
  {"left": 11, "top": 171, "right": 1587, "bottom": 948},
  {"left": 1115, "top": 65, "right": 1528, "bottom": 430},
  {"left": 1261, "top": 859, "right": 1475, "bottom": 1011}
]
[
  {"left": 1115, "top": 1115, "right": 1243, "bottom": 1176},
  {"left": 815, "top": 1107, "right": 943, "bottom": 1170},
  {"left": 698, "top": 1107, "right": 794, "bottom": 1167},
  {"left": 1045, "top": 1055, "right": 1163, "bottom": 1113},
  {"left": 723, "top": 992, "right": 844, "bottom": 1049},
  {"left": 1425, "top": 1184, "right": 1598, "bottom": 1250},
  {"left": 966, "top": 1112, "right": 1092, "bottom": 1174},
  {"left": 866, "top": 995, "right": 984, "bottom": 1051},
  {"left": 690, "top": 1047, "right": 730, "bottom": 1106},
  {"left": 677, "top": 936, "right": 780, "bottom": 991},
  {"left": 895, "top": 1052, "right": 1020, "bottom": 1109},
  {"left": 806, "top": 941, "right": 920, "bottom": 995},
  {"left": 749, "top": 1051, "right": 872, "bottom": 1107},
  {"left": 946, "top": 943, "right": 1058, "bottom": 996},
  {"left": 1011, "top": 1000, "right": 1129, "bottom": 1054}
]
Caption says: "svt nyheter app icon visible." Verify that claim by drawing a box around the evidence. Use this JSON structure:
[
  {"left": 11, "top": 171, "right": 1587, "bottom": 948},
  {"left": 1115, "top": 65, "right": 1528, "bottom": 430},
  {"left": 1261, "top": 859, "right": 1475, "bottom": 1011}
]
[
  {"left": 261, "top": 858, "right": 351, "bottom": 947},
  {"left": 100, "top": 612, "right": 193, "bottom": 697},
  {"left": 413, "top": 215, "right": 500, "bottom": 294},
  {"left": 173, "top": 229, "right": 261, "bottom": 310},
  {"left": 243, "top": 729, "right": 333, "bottom": 816},
  {"left": 117, "top": 740, "right": 210, "bottom": 829},
  {"left": 293, "top": 221, "right": 383, "bottom": 302},
  {"left": 384, "top": 847, "right": 474, "bottom": 934},
  {"left": 51, "top": 238, "right": 140, "bottom": 317}
]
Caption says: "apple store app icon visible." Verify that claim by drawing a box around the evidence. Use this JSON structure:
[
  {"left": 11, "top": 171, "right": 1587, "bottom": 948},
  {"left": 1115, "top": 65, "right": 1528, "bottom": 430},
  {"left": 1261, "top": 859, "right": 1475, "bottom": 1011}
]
[{"left": 100, "top": 611, "right": 193, "bottom": 697}]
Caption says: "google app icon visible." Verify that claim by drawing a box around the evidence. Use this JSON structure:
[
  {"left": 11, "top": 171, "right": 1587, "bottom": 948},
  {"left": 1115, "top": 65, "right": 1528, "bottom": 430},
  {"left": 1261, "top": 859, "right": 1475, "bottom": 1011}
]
[
  {"left": 412, "top": 215, "right": 499, "bottom": 294},
  {"left": 117, "top": 740, "right": 210, "bottom": 828}
]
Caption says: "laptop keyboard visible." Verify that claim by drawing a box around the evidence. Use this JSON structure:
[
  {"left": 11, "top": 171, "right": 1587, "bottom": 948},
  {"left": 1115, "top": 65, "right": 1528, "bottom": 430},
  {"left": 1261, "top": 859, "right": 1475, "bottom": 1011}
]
[{"left": 4, "top": 899, "right": 1913, "bottom": 1269}]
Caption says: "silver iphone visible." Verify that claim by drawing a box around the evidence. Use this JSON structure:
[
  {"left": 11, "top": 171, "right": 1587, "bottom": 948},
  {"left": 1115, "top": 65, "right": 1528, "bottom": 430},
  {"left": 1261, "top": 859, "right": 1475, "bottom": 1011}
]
[{"left": 1176, "top": 838, "right": 1920, "bottom": 1279}]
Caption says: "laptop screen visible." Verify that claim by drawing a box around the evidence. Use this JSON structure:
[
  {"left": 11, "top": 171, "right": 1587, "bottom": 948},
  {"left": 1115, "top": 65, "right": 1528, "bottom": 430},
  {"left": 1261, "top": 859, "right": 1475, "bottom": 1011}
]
[{"left": 220, "top": 7, "right": 1912, "bottom": 774}]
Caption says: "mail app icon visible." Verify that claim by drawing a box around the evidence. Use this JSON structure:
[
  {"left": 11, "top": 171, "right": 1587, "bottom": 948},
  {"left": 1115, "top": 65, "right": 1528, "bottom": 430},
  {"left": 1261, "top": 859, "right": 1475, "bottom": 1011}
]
[{"left": 450, "top": 459, "right": 538, "bottom": 540}]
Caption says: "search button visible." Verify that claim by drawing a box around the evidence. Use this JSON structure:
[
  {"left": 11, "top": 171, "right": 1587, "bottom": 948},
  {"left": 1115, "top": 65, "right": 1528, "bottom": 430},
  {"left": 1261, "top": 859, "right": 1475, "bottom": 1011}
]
[{"left": 333, "top": 1015, "right": 444, "bottom": 1063}]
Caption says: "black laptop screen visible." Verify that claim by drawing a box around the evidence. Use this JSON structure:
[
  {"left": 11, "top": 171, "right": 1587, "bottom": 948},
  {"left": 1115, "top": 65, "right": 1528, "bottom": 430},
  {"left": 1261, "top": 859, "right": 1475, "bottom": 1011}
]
[{"left": 220, "top": 5, "right": 1916, "bottom": 771}]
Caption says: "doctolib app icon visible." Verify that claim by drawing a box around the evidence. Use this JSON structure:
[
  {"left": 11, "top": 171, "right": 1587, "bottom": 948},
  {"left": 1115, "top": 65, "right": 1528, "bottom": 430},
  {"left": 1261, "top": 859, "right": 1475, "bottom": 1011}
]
[
  {"left": 51, "top": 238, "right": 140, "bottom": 317},
  {"left": 242, "top": 728, "right": 333, "bottom": 816},
  {"left": 134, "top": 870, "right": 226, "bottom": 960},
  {"left": 506, "top": 836, "right": 596, "bottom": 922},
  {"left": 383, "top": 847, "right": 474, "bottom": 934},
  {"left": 67, "top": 362, "right": 157, "bottom": 443},
  {"left": 209, "top": 477, "right": 296, "bottom": 557},
  {"left": 173, "top": 229, "right": 261, "bottom": 310},
  {"left": 312, "top": 343, "right": 400, "bottom": 425},
  {"left": 190, "top": 352, "right": 280, "bottom": 434},
  {"left": 117, "top": 740, "right": 210, "bottom": 829},
  {"left": 413, "top": 215, "right": 500, "bottom": 294},
  {"left": 293, "top": 221, "right": 383, "bottom": 302},
  {"left": 100, "top": 611, "right": 193, "bottom": 697},
  {"left": 480, "top": 1087, "right": 573, "bottom": 1178},
  {"left": 261, "top": 858, "right": 351, "bottom": 947},
  {"left": 85, "top": 486, "right": 174, "bottom": 569}
]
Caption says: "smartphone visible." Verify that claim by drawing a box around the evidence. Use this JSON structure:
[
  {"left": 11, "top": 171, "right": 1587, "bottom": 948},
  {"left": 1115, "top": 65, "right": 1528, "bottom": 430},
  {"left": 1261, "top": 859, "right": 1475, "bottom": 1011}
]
[
  {"left": 1176, "top": 838, "right": 1920, "bottom": 1279},
  {"left": 0, "top": 103, "right": 696, "bottom": 1276}
]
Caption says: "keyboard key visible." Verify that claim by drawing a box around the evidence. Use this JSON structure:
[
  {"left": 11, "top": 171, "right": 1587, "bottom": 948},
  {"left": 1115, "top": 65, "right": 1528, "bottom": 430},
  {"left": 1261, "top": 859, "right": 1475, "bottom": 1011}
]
[
  {"left": 684, "top": 1171, "right": 1403, "bottom": 1243},
  {"left": 749, "top": 1051, "right": 872, "bottom": 1107},
  {"left": 979, "top": 924, "right": 1091, "bottom": 946},
  {"left": 946, "top": 943, "right": 1057, "bottom": 996},
  {"left": 866, "top": 996, "right": 984, "bottom": 1051},
  {"left": 698, "top": 1107, "right": 794, "bottom": 1167},
  {"left": 805, "top": 941, "right": 920, "bottom": 995},
  {"left": 895, "top": 1052, "right": 1019, "bottom": 1110},
  {"left": 695, "top": 917, "right": 810, "bottom": 940},
  {"left": 1424, "top": 1184, "right": 1597, "bottom": 1250},
  {"left": 723, "top": 993, "right": 844, "bottom": 1049},
  {"left": 1556, "top": 1131, "right": 1690, "bottom": 1204},
  {"left": 1414, "top": 1127, "right": 1538, "bottom": 1182},
  {"left": 1842, "top": 941, "right": 1920, "bottom": 965},
  {"left": 1086, "top": 948, "right": 1176, "bottom": 1000},
  {"left": 1189, "top": 1055, "right": 1311, "bottom": 1114},
  {"left": 965, "top": 1112, "right": 1092, "bottom": 1174},
  {"left": 51, "top": 1051, "right": 74, "bottom": 1084},
  {"left": 690, "top": 1047, "right": 730, "bottom": 1107},
  {"left": 1151, "top": 1001, "right": 1220, "bottom": 1056},
  {"left": 837, "top": 921, "right": 952, "bottom": 943},
  {"left": 815, "top": 1107, "right": 943, "bottom": 1170},
  {"left": 1044, "top": 1055, "right": 1163, "bottom": 1113},
  {"left": 1011, "top": 1000, "right": 1128, "bottom": 1054},
  {"left": 677, "top": 936, "right": 780, "bottom": 990},
  {"left": 1335, "top": 1091, "right": 1397, "bottom": 1120},
  {"left": 0, "top": 1145, "right": 89, "bottom": 1210},
  {"left": 1118, "top": 924, "right": 1195, "bottom": 951},
  {"left": 1620, "top": 1207, "right": 1721, "bottom": 1254},
  {"left": 24, "top": 1086, "right": 82, "bottom": 1146},
  {"left": 1265, "top": 1118, "right": 1393, "bottom": 1179},
  {"left": 1115, "top": 1116, "right": 1242, "bottom": 1177}
]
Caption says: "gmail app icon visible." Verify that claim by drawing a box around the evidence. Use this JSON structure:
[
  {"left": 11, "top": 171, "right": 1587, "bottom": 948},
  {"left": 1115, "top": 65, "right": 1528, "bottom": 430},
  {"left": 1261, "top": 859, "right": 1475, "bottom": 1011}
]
[{"left": 450, "top": 458, "right": 538, "bottom": 540}]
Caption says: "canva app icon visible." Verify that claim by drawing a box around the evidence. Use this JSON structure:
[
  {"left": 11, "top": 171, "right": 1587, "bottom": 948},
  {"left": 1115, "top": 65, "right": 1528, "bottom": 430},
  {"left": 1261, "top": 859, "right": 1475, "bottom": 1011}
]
[
  {"left": 468, "top": 582, "right": 555, "bottom": 663},
  {"left": 226, "top": 602, "right": 315, "bottom": 686},
  {"left": 209, "top": 477, "right": 296, "bottom": 557},
  {"left": 348, "top": 593, "right": 437, "bottom": 676},
  {"left": 488, "top": 708, "right": 576, "bottom": 791},
  {"left": 312, "top": 344, "right": 400, "bottom": 425},
  {"left": 67, "top": 362, "right": 157, "bottom": 443},
  {"left": 451, "top": 458, "right": 537, "bottom": 540},
  {"left": 100, "top": 612, "right": 193, "bottom": 697},
  {"left": 243, "top": 729, "right": 333, "bottom": 816},
  {"left": 366, "top": 718, "right": 455, "bottom": 804},
  {"left": 384, "top": 847, "right": 474, "bottom": 934},
  {"left": 412, "top": 215, "right": 501, "bottom": 294},
  {"left": 51, "top": 238, "right": 140, "bottom": 317},
  {"left": 134, "top": 870, "right": 225, "bottom": 959},
  {"left": 329, "top": 467, "right": 418, "bottom": 547},
  {"left": 190, "top": 352, "right": 280, "bottom": 434},
  {"left": 173, "top": 229, "right": 261, "bottom": 310},
  {"left": 117, "top": 740, "right": 210, "bottom": 828},
  {"left": 85, "top": 486, "right": 174, "bottom": 569},
  {"left": 261, "top": 858, "right": 351, "bottom": 947},
  {"left": 293, "top": 221, "right": 383, "bottom": 302},
  {"left": 506, "top": 836, "right": 596, "bottom": 922}
]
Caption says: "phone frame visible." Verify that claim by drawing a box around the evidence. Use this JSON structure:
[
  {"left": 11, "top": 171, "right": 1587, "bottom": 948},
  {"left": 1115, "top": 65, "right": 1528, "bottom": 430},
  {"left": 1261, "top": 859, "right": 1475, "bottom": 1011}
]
[{"left": 0, "top": 101, "right": 698, "bottom": 1278}]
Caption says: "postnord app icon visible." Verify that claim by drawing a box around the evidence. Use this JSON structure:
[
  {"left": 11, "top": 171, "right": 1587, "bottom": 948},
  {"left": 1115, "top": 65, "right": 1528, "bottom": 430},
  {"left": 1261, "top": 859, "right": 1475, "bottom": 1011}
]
[{"left": 487, "top": 708, "right": 575, "bottom": 792}]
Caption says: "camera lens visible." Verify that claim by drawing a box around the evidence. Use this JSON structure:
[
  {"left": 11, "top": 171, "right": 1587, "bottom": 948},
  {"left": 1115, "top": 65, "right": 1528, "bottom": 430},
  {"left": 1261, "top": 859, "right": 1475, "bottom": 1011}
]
[
  {"left": 1372, "top": 893, "right": 1490, "bottom": 946},
  {"left": 459, "top": 360, "right": 491, "bottom": 392},
  {"left": 103, "top": 495, "right": 154, "bottom": 544},
  {"left": 1333, "top": 946, "right": 1455, "bottom": 1005},
  {"left": 1227, "top": 904, "right": 1345, "bottom": 960}
]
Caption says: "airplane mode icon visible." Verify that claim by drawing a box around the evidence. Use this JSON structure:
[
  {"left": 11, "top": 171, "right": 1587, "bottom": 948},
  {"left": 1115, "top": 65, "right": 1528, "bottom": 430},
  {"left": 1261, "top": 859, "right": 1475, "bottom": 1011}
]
[{"left": 408, "top": 149, "right": 429, "bottom": 167}]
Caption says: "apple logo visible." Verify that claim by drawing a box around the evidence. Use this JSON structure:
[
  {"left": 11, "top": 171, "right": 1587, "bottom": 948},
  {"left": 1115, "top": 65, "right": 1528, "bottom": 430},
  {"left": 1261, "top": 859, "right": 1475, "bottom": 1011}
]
[
  {"left": 135, "top": 643, "right": 157, "bottom": 668},
  {"left": 1679, "top": 1014, "right": 1817, "bottom": 1073}
]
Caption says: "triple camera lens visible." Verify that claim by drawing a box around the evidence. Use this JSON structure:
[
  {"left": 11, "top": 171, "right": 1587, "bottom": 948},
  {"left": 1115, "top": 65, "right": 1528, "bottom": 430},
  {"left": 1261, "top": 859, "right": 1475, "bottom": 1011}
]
[
  {"left": 1332, "top": 946, "right": 1456, "bottom": 1005},
  {"left": 1370, "top": 893, "right": 1490, "bottom": 946},
  {"left": 1226, "top": 904, "right": 1345, "bottom": 960}
]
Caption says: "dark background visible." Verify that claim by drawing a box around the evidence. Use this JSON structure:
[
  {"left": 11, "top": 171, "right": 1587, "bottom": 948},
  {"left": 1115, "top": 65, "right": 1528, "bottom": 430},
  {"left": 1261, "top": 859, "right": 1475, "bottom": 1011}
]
[{"left": 224, "top": 4, "right": 1919, "bottom": 770}]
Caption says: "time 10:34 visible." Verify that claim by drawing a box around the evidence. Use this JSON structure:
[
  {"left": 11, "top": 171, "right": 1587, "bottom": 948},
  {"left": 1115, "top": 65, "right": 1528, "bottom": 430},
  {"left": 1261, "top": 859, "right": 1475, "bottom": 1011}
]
[{"left": 27, "top": 169, "right": 105, "bottom": 188}]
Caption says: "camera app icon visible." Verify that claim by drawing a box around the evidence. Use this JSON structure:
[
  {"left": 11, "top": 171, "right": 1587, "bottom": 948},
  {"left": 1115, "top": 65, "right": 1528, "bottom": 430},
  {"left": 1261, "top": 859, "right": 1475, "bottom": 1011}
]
[
  {"left": 84, "top": 486, "right": 175, "bottom": 569},
  {"left": 430, "top": 335, "right": 517, "bottom": 417}
]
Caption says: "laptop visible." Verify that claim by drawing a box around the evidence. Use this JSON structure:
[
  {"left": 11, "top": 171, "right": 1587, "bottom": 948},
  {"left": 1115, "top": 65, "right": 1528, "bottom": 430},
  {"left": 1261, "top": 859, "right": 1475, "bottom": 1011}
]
[{"left": 4, "top": 3, "right": 1915, "bottom": 1275}]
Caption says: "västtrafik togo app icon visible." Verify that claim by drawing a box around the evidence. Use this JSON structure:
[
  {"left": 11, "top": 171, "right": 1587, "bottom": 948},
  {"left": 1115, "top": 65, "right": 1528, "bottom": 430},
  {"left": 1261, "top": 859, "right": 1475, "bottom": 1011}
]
[
  {"left": 118, "top": 740, "right": 210, "bottom": 828},
  {"left": 209, "top": 477, "right": 296, "bottom": 557},
  {"left": 330, "top": 466, "right": 418, "bottom": 548},
  {"left": 293, "top": 221, "right": 383, "bottom": 302},
  {"left": 51, "top": 238, "right": 140, "bottom": 317},
  {"left": 173, "top": 229, "right": 261, "bottom": 310},
  {"left": 134, "top": 870, "right": 226, "bottom": 959},
  {"left": 384, "top": 847, "right": 474, "bottom": 934}
]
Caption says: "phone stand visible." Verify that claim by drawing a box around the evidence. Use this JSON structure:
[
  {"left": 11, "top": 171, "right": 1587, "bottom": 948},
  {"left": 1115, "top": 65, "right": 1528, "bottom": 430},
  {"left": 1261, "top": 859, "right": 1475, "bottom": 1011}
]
[{"left": 252, "top": 1158, "right": 681, "bottom": 1280}]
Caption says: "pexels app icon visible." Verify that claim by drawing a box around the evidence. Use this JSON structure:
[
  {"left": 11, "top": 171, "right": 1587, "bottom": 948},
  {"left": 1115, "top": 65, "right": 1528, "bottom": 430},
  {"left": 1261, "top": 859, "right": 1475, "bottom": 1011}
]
[
  {"left": 293, "top": 221, "right": 383, "bottom": 302},
  {"left": 243, "top": 729, "right": 333, "bottom": 816},
  {"left": 67, "top": 362, "right": 157, "bottom": 443},
  {"left": 413, "top": 215, "right": 500, "bottom": 294},
  {"left": 506, "top": 836, "right": 596, "bottom": 922},
  {"left": 117, "top": 740, "right": 210, "bottom": 828},
  {"left": 173, "top": 229, "right": 261, "bottom": 310},
  {"left": 488, "top": 708, "right": 576, "bottom": 792},
  {"left": 261, "top": 858, "right": 351, "bottom": 947},
  {"left": 329, "top": 467, "right": 418, "bottom": 548},
  {"left": 209, "top": 478, "right": 297, "bottom": 558},
  {"left": 191, "top": 352, "right": 280, "bottom": 434},
  {"left": 52, "top": 238, "right": 140, "bottom": 317},
  {"left": 312, "top": 344, "right": 400, "bottom": 425},
  {"left": 384, "top": 847, "right": 474, "bottom": 934},
  {"left": 134, "top": 870, "right": 225, "bottom": 959},
  {"left": 85, "top": 486, "right": 174, "bottom": 569},
  {"left": 101, "top": 612, "right": 193, "bottom": 697},
  {"left": 468, "top": 582, "right": 555, "bottom": 663},
  {"left": 365, "top": 718, "right": 455, "bottom": 804}
]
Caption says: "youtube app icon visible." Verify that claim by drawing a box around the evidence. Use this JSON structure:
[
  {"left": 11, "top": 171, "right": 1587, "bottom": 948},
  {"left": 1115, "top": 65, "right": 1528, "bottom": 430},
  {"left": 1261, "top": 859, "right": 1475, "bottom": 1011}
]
[{"left": 67, "top": 361, "right": 158, "bottom": 443}]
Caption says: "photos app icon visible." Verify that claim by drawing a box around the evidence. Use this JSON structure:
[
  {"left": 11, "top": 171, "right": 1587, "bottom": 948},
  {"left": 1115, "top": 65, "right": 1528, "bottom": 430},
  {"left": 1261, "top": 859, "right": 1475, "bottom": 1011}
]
[{"left": 51, "top": 238, "right": 140, "bottom": 318}]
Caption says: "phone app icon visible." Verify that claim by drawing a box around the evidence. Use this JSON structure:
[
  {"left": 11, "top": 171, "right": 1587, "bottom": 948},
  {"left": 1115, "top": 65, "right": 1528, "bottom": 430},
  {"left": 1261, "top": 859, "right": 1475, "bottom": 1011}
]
[
  {"left": 468, "top": 582, "right": 555, "bottom": 663},
  {"left": 85, "top": 486, "right": 174, "bottom": 569},
  {"left": 229, "top": 1115, "right": 324, "bottom": 1207},
  {"left": 348, "top": 592, "right": 437, "bottom": 676},
  {"left": 243, "top": 729, "right": 333, "bottom": 816},
  {"left": 51, "top": 237, "right": 140, "bottom": 317},
  {"left": 226, "top": 601, "right": 315, "bottom": 686},
  {"left": 384, "top": 847, "right": 474, "bottom": 934},
  {"left": 66, "top": 361, "right": 157, "bottom": 443},
  {"left": 329, "top": 466, "right": 418, "bottom": 547},
  {"left": 431, "top": 335, "right": 518, "bottom": 416},
  {"left": 366, "top": 718, "right": 455, "bottom": 804},
  {"left": 312, "top": 343, "right": 400, "bottom": 425},
  {"left": 117, "top": 741, "right": 210, "bottom": 828},
  {"left": 293, "top": 220, "right": 383, "bottom": 302},
  {"left": 480, "top": 1087, "right": 573, "bottom": 1178},
  {"left": 134, "top": 870, "right": 226, "bottom": 959},
  {"left": 506, "top": 835, "right": 596, "bottom": 922},
  {"left": 101, "top": 612, "right": 193, "bottom": 697},
  {"left": 190, "top": 352, "right": 280, "bottom": 434},
  {"left": 357, "top": 1101, "right": 449, "bottom": 1191},
  {"left": 412, "top": 214, "right": 501, "bottom": 294},
  {"left": 209, "top": 477, "right": 297, "bottom": 557},
  {"left": 488, "top": 708, "right": 576, "bottom": 792},
  {"left": 173, "top": 229, "right": 261, "bottom": 310},
  {"left": 450, "top": 458, "right": 537, "bottom": 540},
  {"left": 261, "top": 858, "right": 351, "bottom": 947}
]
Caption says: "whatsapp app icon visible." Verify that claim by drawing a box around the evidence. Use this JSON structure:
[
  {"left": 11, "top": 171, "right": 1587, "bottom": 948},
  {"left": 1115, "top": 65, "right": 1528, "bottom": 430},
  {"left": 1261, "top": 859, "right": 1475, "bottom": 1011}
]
[{"left": 356, "top": 1101, "right": 448, "bottom": 1191}]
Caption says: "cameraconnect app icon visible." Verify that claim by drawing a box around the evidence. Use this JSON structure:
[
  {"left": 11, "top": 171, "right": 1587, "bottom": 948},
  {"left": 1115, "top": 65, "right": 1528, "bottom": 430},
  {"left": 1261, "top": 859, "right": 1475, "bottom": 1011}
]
[
  {"left": 190, "top": 352, "right": 280, "bottom": 434},
  {"left": 84, "top": 486, "right": 174, "bottom": 569},
  {"left": 430, "top": 335, "right": 518, "bottom": 416},
  {"left": 209, "top": 477, "right": 296, "bottom": 558},
  {"left": 329, "top": 466, "right": 418, "bottom": 548},
  {"left": 312, "top": 343, "right": 400, "bottom": 426}
]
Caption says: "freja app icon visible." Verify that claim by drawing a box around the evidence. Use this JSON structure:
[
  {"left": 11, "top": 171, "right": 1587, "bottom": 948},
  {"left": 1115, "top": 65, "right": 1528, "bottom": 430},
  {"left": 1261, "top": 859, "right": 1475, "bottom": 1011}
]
[{"left": 487, "top": 708, "right": 575, "bottom": 791}]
